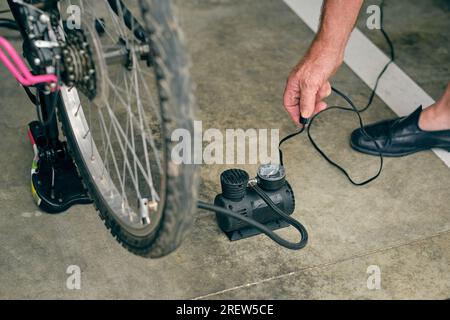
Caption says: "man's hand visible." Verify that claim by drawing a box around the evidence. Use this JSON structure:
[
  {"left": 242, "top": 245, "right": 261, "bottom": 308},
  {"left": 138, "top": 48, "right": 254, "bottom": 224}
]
[
  {"left": 282, "top": 0, "right": 364, "bottom": 126},
  {"left": 283, "top": 47, "right": 340, "bottom": 126}
]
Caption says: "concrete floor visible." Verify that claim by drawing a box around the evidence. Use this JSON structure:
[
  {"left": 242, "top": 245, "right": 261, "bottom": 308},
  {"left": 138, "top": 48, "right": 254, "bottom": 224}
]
[{"left": 0, "top": 0, "right": 449, "bottom": 299}]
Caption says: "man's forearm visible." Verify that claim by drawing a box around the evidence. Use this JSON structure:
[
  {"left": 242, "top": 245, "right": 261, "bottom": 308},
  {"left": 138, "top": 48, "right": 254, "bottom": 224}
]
[
  {"left": 284, "top": 0, "right": 364, "bottom": 122},
  {"left": 309, "top": 0, "right": 363, "bottom": 64}
]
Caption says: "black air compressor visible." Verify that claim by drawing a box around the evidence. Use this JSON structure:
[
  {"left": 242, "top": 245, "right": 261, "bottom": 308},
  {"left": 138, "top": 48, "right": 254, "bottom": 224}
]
[{"left": 214, "top": 164, "right": 296, "bottom": 241}]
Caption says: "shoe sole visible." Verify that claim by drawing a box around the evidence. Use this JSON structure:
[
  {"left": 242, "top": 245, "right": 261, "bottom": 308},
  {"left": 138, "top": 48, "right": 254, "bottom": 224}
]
[{"left": 350, "top": 141, "right": 450, "bottom": 158}]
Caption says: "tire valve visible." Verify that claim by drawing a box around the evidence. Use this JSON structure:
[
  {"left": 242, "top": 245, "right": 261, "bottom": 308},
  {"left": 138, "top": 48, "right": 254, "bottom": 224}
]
[{"left": 139, "top": 198, "right": 157, "bottom": 225}]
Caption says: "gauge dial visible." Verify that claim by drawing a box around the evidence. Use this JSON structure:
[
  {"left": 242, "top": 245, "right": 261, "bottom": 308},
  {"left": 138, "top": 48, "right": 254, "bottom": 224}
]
[
  {"left": 257, "top": 164, "right": 286, "bottom": 181},
  {"left": 257, "top": 164, "right": 286, "bottom": 191}
]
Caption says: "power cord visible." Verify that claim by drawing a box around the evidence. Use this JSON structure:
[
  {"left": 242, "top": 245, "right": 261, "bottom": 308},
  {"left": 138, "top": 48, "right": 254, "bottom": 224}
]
[
  {"left": 280, "top": 0, "right": 394, "bottom": 185},
  {"left": 306, "top": 0, "right": 394, "bottom": 186}
]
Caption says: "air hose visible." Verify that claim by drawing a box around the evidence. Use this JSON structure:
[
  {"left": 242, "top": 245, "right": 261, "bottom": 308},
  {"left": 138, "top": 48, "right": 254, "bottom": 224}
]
[{"left": 198, "top": 180, "right": 309, "bottom": 250}]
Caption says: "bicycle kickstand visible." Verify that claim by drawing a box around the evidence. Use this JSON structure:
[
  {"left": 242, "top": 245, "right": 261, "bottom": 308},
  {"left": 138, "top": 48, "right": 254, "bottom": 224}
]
[{"left": 0, "top": 36, "right": 92, "bottom": 213}]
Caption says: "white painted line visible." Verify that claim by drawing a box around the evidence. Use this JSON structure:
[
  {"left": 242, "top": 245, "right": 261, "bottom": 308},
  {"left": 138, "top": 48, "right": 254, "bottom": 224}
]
[{"left": 284, "top": 0, "right": 450, "bottom": 168}]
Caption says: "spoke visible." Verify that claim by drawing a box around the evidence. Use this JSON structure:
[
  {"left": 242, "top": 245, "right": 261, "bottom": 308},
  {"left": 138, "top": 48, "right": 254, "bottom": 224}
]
[
  {"left": 79, "top": 2, "right": 124, "bottom": 45},
  {"left": 103, "top": 94, "right": 159, "bottom": 201},
  {"left": 88, "top": 97, "right": 94, "bottom": 159},
  {"left": 114, "top": 0, "right": 132, "bottom": 45},
  {"left": 99, "top": 109, "right": 112, "bottom": 179},
  {"left": 98, "top": 74, "right": 134, "bottom": 212},
  {"left": 136, "top": 61, "right": 162, "bottom": 122},
  {"left": 105, "top": 74, "right": 163, "bottom": 173},
  {"left": 131, "top": 54, "right": 156, "bottom": 201},
  {"left": 98, "top": 108, "right": 134, "bottom": 211},
  {"left": 121, "top": 65, "right": 139, "bottom": 199}
]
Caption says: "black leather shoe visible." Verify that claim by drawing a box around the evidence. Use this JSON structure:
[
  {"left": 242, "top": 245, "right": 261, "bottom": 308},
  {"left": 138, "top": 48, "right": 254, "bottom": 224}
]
[{"left": 350, "top": 106, "right": 450, "bottom": 157}]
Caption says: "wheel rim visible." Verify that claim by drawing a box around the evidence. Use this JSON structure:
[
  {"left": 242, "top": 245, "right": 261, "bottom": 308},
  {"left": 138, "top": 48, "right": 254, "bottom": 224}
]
[{"left": 58, "top": 0, "right": 166, "bottom": 233}]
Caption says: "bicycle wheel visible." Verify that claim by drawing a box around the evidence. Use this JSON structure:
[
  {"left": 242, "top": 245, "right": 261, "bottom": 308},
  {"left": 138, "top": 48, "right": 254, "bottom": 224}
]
[{"left": 56, "top": 0, "right": 198, "bottom": 257}]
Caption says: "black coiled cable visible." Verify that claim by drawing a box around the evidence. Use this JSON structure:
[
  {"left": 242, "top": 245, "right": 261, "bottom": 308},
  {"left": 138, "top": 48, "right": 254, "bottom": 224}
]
[
  {"left": 250, "top": 184, "right": 308, "bottom": 249},
  {"left": 306, "top": 0, "right": 394, "bottom": 186}
]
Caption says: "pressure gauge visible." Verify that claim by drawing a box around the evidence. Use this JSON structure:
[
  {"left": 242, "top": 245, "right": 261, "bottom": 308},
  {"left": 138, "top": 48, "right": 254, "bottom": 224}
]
[{"left": 256, "top": 164, "right": 286, "bottom": 191}]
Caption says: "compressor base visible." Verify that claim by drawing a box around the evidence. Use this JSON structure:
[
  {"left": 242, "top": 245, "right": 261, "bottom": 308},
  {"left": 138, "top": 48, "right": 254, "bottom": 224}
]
[{"left": 224, "top": 219, "right": 290, "bottom": 241}]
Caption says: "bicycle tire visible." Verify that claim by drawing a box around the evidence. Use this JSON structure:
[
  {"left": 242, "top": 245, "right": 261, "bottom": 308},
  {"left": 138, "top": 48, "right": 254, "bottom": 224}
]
[{"left": 57, "top": 0, "right": 198, "bottom": 258}]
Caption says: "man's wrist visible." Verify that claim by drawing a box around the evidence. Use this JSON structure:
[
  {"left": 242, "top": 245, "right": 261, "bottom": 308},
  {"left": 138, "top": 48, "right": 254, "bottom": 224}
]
[
  {"left": 308, "top": 38, "right": 345, "bottom": 68},
  {"left": 308, "top": 0, "right": 363, "bottom": 67}
]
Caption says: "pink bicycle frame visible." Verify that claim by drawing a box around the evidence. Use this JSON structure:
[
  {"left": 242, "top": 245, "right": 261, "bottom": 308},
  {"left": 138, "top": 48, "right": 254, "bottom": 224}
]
[{"left": 0, "top": 36, "right": 58, "bottom": 88}]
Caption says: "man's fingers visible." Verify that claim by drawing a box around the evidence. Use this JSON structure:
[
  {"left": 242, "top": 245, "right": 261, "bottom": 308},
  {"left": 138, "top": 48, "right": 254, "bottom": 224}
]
[
  {"left": 284, "top": 104, "right": 300, "bottom": 126},
  {"left": 283, "top": 74, "right": 331, "bottom": 125},
  {"left": 283, "top": 76, "right": 300, "bottom": 108},
  {"left": 314, "top": 101, "right": 328, "bottom": 114},
  {"left": 299, "top": 87, "right": 317, "bottom": 120},
  {"left": 317, "top": 82, "right": 332, "bottom": 101},
  {"left": 283, "top": 76, "right": 301, "bottom": 125}
]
